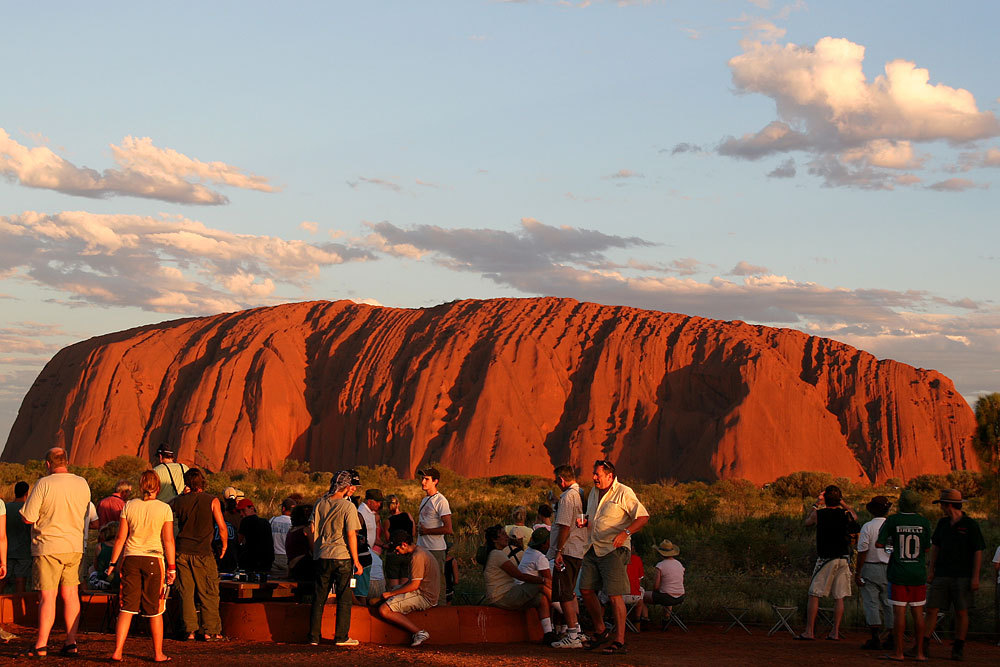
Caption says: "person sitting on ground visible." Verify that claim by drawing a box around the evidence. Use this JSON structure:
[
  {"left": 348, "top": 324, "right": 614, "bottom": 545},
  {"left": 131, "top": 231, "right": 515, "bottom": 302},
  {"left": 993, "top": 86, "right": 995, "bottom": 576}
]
[
  {"left": 797, "top": 484, "right": 859, "bottom": 641},
  {"left": 236, "top": 499, "right": 274, "bottom": 575},
  {"left": 481, "top": 525, "right": 551, "bottom": 636},
  {"left": 97, "top": 480, "right": 132, "bottom": 529},
  {"left": 533, "top": 504, "right": 553, "bottom": 531},
  {"left": 381, "top": 494, "right": 414, "bottom": 591},
  {"left": 4, "top": 481, "right": 31, "bottom": 593},
  {"left": 505, "top": 506, "right": 533, "bottom": 550},
  {"left": 87, "top": 522, "right": 119, "bottom": 591},
  {"left": 855, "top": 495, "right": 893, "bottom": 650},
  {"left": 270, "top": 498, "right": 295, "bottom": 579},
  {"left": 517, "top": 527, "right": 557, "bottom": 643},
  {"left": 105, "top": 469, "right": 176, "bottom": 663},
  {"left": 371, "top": 530, "right": 439, "bottom": 647},
  {"left": 642, "top": 540, "right": 685, "bottom": 625}
]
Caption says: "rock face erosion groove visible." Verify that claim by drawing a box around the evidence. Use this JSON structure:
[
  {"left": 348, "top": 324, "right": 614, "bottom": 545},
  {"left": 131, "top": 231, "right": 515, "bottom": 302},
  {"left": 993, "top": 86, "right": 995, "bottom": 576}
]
[{"left": 2, "top": 298, "right": 978, "bottom": 484}]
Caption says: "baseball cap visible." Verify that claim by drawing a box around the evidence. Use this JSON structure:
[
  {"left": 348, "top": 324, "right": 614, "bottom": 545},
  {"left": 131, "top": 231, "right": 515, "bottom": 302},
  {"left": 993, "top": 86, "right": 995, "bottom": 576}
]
[
  {"left": 417, "top": 467, "right": 440, "bottom": 481},
  {"left": 235, "top": 498, "right": 254, "bottom": 511},
  {"left": 331, "top": 469, "right": 361, "bottom": 492},
  {"left": 365, "top": 488, "right": 385, "bottom": 502},
  {"left": 155, "top": 443, "right": 175, "bottom": 458}
]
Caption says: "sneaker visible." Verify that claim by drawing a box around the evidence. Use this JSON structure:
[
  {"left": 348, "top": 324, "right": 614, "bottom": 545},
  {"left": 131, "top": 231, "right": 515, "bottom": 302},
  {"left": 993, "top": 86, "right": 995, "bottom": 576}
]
[
  {"left": 541, "top": 631, "right": 560, "bottom": 645},
  {"left": 334, "top": 638, "right": 360, "bottom": 647},
  {"left": 551, "top": 634, "right": 583, "bottom": 649},
  {"left": 410, "top": 630, "right": 430, "bottom": 647}
]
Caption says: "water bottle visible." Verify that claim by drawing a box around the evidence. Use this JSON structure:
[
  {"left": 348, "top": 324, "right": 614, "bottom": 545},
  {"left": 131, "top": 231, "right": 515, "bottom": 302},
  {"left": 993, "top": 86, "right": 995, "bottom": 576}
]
[{"left": 884, "top": 542, "right": 893, "bottom": 556}]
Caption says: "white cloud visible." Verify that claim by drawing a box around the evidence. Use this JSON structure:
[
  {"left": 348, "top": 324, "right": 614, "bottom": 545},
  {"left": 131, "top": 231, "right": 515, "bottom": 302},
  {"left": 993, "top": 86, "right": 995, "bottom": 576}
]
[
  {"left": 0, "top": 211, "right": 372, "bottom": 314},
  {"left": 716, "top": 36, "right": 1000, "bottom": 189},
  {"left": 729, "top": 261, "right": 770, "bottom": 275},
  {"left": 0, "top": 129, "right": 276, "bottom": 204},
  {"left": 299, "top": 221, "right": 319, "bottom": 234}
]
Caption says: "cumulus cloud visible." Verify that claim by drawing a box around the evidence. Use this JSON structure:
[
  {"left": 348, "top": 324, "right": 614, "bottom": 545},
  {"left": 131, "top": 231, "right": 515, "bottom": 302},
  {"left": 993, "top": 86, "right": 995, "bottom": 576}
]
[
  {"left": 299, "top": 221, "right": 319, "bottom": 234},
  {"left": 0, "top": 211, "right": 371, "bottom": 314},
  {"left": 0, "top": 129, "right": 275, "bottom": 205},
  {"left": 716, "top": 36, "right": 1000, "bottom": 189}
]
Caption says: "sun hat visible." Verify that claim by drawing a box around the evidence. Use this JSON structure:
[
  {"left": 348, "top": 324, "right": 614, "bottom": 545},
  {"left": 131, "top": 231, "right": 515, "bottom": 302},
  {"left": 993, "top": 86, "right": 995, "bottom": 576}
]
[
  {"left": 932, "top": 488, "right": 967, "bottom": 504},
  {"left": 865, "top": 495, "right": 892, "bottom": 514},
  {"left": 655, "top": 539, "right": 680, "bottom": 558}
]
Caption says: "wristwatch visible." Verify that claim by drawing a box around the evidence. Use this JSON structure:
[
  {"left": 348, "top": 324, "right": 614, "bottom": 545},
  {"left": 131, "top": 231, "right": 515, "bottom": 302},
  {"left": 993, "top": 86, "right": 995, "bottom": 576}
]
[{"left": 624, "top": 529, "right": 631, "bottom": 536}]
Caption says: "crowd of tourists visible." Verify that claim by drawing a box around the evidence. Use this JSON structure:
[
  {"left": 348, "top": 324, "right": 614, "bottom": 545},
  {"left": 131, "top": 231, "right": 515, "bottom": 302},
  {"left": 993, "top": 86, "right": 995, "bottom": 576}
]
[{"left": 1, "top": 447, "right": 998, "bottom": 660}]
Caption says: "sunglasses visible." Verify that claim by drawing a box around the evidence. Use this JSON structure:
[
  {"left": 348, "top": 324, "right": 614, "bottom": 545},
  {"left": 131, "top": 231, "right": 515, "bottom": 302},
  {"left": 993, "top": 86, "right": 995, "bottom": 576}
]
[{"left": 594, "top": 459, "right": 616, "bottom": 473}]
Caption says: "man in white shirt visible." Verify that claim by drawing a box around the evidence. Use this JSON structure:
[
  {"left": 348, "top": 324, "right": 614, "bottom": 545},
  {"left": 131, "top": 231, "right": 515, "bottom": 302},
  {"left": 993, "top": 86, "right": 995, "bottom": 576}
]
[
  {"left": 415, "top": 467, "right": 452, "bottom": 605},
  {"left": 855, "top": 495, "right": 893, "bottom": 650},
  {"left": 358, "top": 489, "right": 384, "bottom": 554},
  {"left": 549, "top": 464, "right": 589, "bottom": 648},
  {"left": 19, "top": 447, "right": 92, "bottom": 658},
  {"left": 152, "top": 444, "right": 189, "bottom": 504},
  {"left": 269, "top": 498, "right": 294, "bottom": 578},
  {"left": 579, "top": 459, "right": 648, "bottom": 655}
]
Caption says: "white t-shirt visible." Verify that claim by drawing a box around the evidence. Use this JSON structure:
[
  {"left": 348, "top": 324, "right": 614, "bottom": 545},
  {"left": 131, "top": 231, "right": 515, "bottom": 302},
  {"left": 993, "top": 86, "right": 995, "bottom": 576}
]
[
  {"left": 548, "top": 483, "right": 588, "bottom": 560},
  {"left": 270, "top": 514, "right": 291, "bottom": 556},
  {"left": 358, "top": 502, "right": 379, "bottom": 549},
  {"left": 655, "top": 558, "right": 685, "bottom": 596},
  {"left": 121, "top": 498, "right": 174, "bottom": 558},
  {"left": 416, "top": 492, "right": 451, "bottom": 551},
  {"left": 484, "top": 549, "right": 517, "bottom": 603},
  {"left": 857, "top": 517, "right": 890, "bottom": 564},
  {"left": 20, "top": 472, "right": 92, "bottom": 556},
  {"left": 515, "top": 546, "right": 550, "bottom": 585},
  {"left": 992, "top": 546, "right": 1000, "bottom": 584},
  {"left": 83, "top": 501, "right": 98, "bottom": 550}
]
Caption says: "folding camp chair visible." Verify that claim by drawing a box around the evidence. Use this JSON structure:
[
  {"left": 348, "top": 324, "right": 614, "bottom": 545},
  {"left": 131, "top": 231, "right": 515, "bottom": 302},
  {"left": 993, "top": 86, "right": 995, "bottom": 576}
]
[
  {"left": 768, "top": 604, "right": 797, "bottom": 637},
  {"left": 662, "top": 607, "right": 688, "bottom": 632},
  {"left": 723, "top": 607, "right": 752, "bottom": 635},
  {"left": 624, "top": 596, "right": 642, "bottom": 633}
]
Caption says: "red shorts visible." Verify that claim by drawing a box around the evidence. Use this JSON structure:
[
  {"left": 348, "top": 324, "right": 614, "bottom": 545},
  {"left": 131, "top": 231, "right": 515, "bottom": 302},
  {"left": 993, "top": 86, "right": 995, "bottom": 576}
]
[{"left": 889, "top": 583, "right": 926, "bottom": 607}]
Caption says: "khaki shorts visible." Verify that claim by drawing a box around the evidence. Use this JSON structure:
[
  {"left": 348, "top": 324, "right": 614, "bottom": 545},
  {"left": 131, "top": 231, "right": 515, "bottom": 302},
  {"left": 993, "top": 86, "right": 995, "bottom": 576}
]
[
  {"left": 33, "top": 553, "right": 83, "bottom": 591},
  {"left": 580, "top": 547, "right": 630, "bottom": 597},
  {"left": 553, "top": 555, "right": 582, "bottom": 603},
  {"left": 808, "top": 558, "right": 852, "bottom": 600},
  {"left": 386, "top": 589, "right": 433, "bottom": 614},
  {"left": 492, "top": 583, "right": 542, "bottom": 610}
]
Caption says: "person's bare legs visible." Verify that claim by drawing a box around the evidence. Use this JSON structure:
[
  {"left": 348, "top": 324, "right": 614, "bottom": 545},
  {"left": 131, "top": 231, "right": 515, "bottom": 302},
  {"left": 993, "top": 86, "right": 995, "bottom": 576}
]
[
  {"left": 150, "top": 614, "right": 168, "bottom": 661},
  {"left": 609, "top": 594, "right": 626, "bottom": 644},
  {"left": 563, "top": 598, "right": 580, "bottom": 629},
  {"left": 830, "top": 597, "right": 844, "bottom": 638},
  {"left": 921, "top": 605, "right": 939, "bottom": 645},
  {"left": 111, "top": 611, "right": 134, "bottom": 660},
  {"left": 910, "top": 606, "right": 926, "bottom": 660},
  {"left": 59, "top": 584, "right": 81, "bottom": 647},
  {"left": 954, "top": 609, "right": 969, "bottom": 640},
  {"left": 581, "top": 589, "right": 606, "bottom": 635},
  {"left": 800, "top": 595, "right": 819, "bottom": 638},
  {"left": 34, "top": 588, "right": 58, "bottom": 650},
  {"left": 374, "top": 603, "right": 420, "bottom": 634},
  {"left": 890, "top": 605, "right": 907, "bottom": 659}
]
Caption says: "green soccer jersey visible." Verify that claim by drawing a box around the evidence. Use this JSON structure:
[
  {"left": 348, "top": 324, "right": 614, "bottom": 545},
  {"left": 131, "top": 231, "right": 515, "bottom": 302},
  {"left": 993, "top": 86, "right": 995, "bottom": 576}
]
[{"left": 877, "top": 512, "right": 932, "bottom": 586}]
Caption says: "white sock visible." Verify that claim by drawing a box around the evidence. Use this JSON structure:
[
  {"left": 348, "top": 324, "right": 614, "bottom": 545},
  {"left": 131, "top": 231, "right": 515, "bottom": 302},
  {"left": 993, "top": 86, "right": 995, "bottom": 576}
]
[
  {"left": 541, "top": 617, "right": 553, "bottom": 633},
  {"left": 568, "top": 624, "right": 581, "bottom": 638}
]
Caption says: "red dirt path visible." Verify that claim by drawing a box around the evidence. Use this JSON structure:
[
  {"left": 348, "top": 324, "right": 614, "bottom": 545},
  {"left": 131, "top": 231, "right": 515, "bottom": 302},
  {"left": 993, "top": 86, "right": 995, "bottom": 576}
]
[{"left": 1, "top": 625, "right": 996, "bottom": 665}]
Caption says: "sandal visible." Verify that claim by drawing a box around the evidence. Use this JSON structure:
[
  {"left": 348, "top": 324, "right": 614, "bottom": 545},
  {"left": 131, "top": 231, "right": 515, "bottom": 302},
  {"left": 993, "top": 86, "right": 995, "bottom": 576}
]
[
  {"left": 19, "top": 647, "right": 48, "bottom": 658},
  {"left": 603, "top": 641, "right": 627, "bottom": 655},
  {"left": 60, "top": 643, "right": 79, "bottom": 655},
  {"left": 582, "top": 626, "right": 611, "bottom": 650}
]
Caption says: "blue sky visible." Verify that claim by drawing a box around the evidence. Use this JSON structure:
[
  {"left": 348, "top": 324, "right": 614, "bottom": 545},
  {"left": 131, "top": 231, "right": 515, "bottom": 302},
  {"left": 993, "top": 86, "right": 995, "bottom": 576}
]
[{"left": 2, "top": 1, "right": 998, "bottom": 450}]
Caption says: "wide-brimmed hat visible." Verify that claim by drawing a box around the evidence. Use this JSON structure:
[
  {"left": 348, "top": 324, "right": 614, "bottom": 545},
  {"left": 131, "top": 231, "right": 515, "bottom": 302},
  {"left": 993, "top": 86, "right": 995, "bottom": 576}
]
[
  {"left": 655, "top": 539, "right": 680, "bottom": 558},
  {"left": 932, "top": 488, "right": 967, "bottom": 504},
  {"left": 528, "top": 527, "right": 550, "bottom": 549},
  {"left": 866, "top": 495, "right": 892, "bottom": 514}
]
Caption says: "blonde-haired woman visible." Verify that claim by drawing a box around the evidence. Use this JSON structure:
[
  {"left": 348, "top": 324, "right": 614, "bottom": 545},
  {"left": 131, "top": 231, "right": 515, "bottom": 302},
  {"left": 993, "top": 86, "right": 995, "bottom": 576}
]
[{"left": 106, "top": 470, "right": 176, "bottom": 662}]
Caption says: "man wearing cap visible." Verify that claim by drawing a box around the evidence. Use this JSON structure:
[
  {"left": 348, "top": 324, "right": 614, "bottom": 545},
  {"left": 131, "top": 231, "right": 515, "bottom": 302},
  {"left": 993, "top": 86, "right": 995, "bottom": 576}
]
[
  {"left": 876, "top": 489, "right": 931, "bottom": 661},
  {"left": 921, "top": 488, "right": 985, "bottom": 661},
  {"left": 370, "top": 529, "right": 440, "bottom": 647},
  {"left": 856, "top": 495, "right": 893, "bottom": 650},
  {"left": 153, "top": 444, "right": 189, "bottom": 504},
  {"left": 416, "top": 467, "right": 452, "bottom": 606},
  {"left": 307, "top": 470, "right": 364, "bottom": 647},
  {"left": 236, "top": 499, "right": 274, "bottom": 575},
  {"left": 579, "top": 459, "right": 649, "bottom": 655},
  {"left": 549, "top": 464, "right": 589, "bottom": 648}
]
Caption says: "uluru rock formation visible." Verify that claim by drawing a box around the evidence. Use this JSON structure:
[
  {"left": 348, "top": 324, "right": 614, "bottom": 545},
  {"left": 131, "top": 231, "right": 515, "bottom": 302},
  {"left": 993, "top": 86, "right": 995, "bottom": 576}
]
[{"left": 2, "top": 298, "right": 979, "bottom": 484}]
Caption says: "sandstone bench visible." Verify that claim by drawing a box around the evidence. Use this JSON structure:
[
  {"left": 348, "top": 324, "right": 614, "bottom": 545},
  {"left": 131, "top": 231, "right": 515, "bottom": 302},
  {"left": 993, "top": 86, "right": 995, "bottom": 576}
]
[{"left": 1, "top": 593, "right": 543, "bottom": 646}]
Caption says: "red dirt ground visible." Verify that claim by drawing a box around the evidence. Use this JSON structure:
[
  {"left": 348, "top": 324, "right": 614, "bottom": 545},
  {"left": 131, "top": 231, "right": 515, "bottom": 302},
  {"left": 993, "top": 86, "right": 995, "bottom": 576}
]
[{"left": 1, "top": 625, "right": 997, "bottom": 665}]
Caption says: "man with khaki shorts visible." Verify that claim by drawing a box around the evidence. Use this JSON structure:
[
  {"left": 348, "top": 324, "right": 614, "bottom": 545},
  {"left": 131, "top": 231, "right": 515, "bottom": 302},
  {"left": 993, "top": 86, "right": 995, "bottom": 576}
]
[
  {"left": 579, "top": 459, "right": 649, "bottom": 655},
  {"left": 19, "top": 447, "right": 92, "bottom": 658},
  {"left": 371, "top": 530, "right": 440, "bottom": 647}
]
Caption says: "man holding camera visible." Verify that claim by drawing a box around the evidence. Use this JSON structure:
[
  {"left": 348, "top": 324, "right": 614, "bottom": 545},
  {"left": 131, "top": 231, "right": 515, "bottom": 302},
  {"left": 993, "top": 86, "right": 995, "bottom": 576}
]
[{"left": 798, "top": 484, "right": 859, "bottom": 641}]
